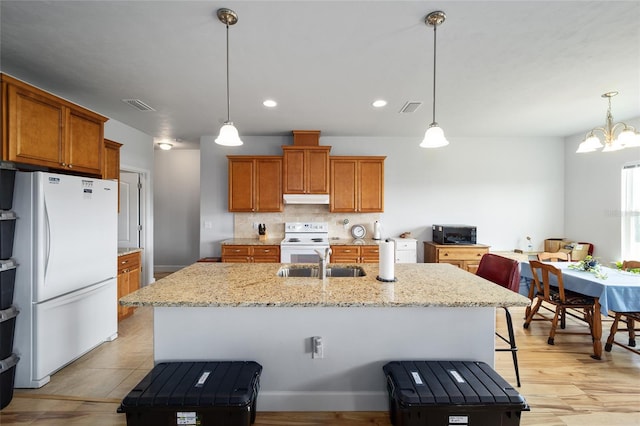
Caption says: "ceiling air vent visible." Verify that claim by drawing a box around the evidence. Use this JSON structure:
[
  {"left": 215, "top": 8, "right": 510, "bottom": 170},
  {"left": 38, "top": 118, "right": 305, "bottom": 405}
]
[
  {"left": 122, "top": 98, "right": 156, "bottom": 111},
  {"left": 399, "top": 101, "right": 422, "bottom": 113}
]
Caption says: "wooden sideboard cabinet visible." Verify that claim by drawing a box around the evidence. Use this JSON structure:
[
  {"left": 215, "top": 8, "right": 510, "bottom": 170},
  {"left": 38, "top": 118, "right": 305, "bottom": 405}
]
[
  {"left": 330, "top": 245, "right": 380, "bottom": 263},
  {"left": 118, "top": 251, "right": 141, "bottom": 321},
  {"left": 1, "top": 74, "right": 107, "bottom": 176},
  {"left": 227, "top": 156, "right": 283, "bottom": 212},
  {"left": 423, "top": 242, "right": 490, "bottom": 274},
  {"left": 282, "top": 146, "right": 330, "bottom": 194},
  {"left": 222, "top": 245, "right": 281, "bottom": 263},
  {"left": 330, "top": 156, "right": 385, "bottom": 213}
]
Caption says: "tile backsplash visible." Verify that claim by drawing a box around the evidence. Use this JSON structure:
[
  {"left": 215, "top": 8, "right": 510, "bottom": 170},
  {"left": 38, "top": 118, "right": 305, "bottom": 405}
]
[{"left": 234, "top": 205, "right": 381, "bottom": 239}]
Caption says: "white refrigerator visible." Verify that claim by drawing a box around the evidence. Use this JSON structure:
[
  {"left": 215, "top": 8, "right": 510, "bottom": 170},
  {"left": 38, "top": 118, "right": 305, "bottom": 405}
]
[{"left": 12, "top": 171, "right": 118, "bottom": 388}]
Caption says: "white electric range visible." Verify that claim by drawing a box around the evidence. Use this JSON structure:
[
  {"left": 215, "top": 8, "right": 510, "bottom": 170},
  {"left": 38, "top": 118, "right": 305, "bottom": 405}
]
[{"left": 280, "top": 222, "right": 330, "bottom": 263}]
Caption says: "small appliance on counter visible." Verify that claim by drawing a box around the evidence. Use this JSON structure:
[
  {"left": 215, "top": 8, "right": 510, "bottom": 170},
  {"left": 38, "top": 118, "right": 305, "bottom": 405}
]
[{"left": 432, "top": 224, "right": 477, "bottom": 245}]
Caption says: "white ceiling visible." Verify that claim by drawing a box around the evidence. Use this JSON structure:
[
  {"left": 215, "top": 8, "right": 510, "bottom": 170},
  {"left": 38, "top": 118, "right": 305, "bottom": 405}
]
[{"left": 1, "top": 1, "right": 639, "bottom": 149}]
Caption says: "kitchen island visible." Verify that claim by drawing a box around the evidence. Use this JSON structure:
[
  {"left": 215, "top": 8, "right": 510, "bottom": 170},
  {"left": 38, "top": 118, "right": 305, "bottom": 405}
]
[{"left": 120, "top": 262, "right": 529, "bottom": 411}]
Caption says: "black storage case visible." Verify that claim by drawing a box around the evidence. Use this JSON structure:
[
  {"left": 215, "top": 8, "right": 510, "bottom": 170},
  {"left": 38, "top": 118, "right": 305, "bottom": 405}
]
[
  {"left": 0, "top": 353, "right": 19, "bottom": 410},
  {"left": 0, "top": 260, "right": 17, "bottom": 310},
  {"left": 118, "top": 361, "right": 262, "bottom": 426},
  {"left": 0, "top": 306, "right": 19, "bottom": 360},
  {"left": 383, "top": 360, "right": 529, "bottom": 426},
  {"left": 0, "top": 166, "right": 16, "bottom": 211},
  {"left": 0, "top": 211, "right": 17, "bottom": 260}
]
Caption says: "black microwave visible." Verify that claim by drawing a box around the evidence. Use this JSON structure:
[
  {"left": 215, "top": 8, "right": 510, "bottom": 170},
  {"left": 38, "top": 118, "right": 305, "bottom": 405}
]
[{"left": 432, "top": 225, "right": 477, "bottom": 245}]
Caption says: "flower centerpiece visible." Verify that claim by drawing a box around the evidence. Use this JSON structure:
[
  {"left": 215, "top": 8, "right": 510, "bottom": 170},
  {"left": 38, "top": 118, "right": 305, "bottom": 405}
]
[{"left": 569, "top": 255, "right": 607, "bottom": 279}]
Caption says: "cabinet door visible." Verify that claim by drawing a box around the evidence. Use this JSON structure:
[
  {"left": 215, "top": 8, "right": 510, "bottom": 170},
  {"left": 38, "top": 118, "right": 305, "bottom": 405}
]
[
  {"left": 228, "top": 159, "right": 255, "bottom": 212},
  {"left": 330, "top": 159, "right": 358, "bottom": 212},
  {"left": 66, "top": 109, "right": 103, "bottom": 175},
  {"left": 282, "top": 149, "right": 305, "bottom": 193},
  {"left": 306, "top": 148, "right": 330, "bottom": 194},
  {"left": 361, "top": 246, "right": 380, "bottom": 263},
  {"left": 252, "top": 246, "right": 280, "bottom": 263},
  {"left": 117, "top": 272, "right": 131, "bottom": 321},
  {"left": 222, "top": 245, "right": 252, "bottom": 262},
  {"left": 359, "top": 159, "right": 384, "bottom": 212},
  {"left": 330, "top": 245, "right": 360, "bottom": 263},
  {"left": 255, "top": 158, "right": 283, "bottom": 212},
  {"left": 6, "top": 84, "right": 64, "bottom": 168}
]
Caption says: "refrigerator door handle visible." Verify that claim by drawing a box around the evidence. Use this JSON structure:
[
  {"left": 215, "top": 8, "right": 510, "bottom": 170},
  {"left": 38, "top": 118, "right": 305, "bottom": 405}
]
[{"left": 44, "top": 198, "right": 51, "bottom": 278}]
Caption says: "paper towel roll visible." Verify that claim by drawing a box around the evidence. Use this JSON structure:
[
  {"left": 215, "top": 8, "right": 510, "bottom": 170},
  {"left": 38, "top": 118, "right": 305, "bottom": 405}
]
[{"left": 378, "top": 240, "right": 395, "bottom": 281}]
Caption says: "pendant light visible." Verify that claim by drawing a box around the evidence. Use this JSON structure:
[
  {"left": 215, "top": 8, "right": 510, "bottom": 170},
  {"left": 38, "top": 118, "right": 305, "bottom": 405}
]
[
  {"left": 420, "top": 11, "right": 449, "bottom": 148},
  {"left": 215, "top": 8, "right": 243, "bottom": 146}
]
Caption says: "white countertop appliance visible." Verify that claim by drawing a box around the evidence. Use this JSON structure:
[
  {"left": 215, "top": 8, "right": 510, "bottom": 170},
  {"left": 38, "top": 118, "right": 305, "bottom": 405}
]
[
  {"left": 280, "top": 222, "right": 329, "bottom": 263},
  {"left": 12, "top": 172, "right": 118, "bottom": 388}
]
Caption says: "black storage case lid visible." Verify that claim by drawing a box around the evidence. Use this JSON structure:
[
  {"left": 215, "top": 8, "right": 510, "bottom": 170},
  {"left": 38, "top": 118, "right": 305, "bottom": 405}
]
[
  {"left": 119, "top": 361, "right": 262, "bottom": 410},
  {"left": 383, "top": 360, "right": 528, "bottom": 409}
]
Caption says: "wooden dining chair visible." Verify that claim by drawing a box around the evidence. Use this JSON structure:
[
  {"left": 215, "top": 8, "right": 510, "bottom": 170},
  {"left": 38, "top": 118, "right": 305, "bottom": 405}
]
[
  {"left": 537, "top": 251, "right": 571, "bottom": 262},
  {"left": 604, "top": 260, "right": 640, "bottom": 354},
  {"left": 476, "top": 253, "right": 522, "bottom": 387},
  {"left": 523, "top": 260, "right": 598, "bottom": 351}
]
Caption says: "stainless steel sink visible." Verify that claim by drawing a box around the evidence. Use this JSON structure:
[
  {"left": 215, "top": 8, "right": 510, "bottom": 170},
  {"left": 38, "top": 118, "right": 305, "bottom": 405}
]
[{"left": 277, "top": 266, "right": 366, "bottom": 278}]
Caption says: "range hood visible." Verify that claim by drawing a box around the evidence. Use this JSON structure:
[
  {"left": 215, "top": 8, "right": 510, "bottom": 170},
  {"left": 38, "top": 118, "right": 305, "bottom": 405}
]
[{"left": 283, "top": 194, "right": 330, "bottom": 205}]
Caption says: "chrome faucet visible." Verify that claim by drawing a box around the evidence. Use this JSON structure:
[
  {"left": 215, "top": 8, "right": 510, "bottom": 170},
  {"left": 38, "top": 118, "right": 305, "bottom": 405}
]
[{"left": 316, "top": 247, "right": 332, "bottom": 279}]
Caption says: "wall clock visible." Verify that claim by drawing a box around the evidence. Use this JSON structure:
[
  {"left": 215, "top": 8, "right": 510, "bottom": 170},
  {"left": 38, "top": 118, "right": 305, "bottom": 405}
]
[{"left": 351, "top": 224, "right": 366, "bottom": 239}]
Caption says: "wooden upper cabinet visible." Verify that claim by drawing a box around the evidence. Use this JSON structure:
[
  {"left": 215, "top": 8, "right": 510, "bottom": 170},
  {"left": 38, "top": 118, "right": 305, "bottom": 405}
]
[
  {"left": 228, "top": 156, "right": 283, "bottom": 212},
  {"left": 282, "top": 146, "right": 330, "bottom": 194},
  {"left": 1, "top": 74, "right": 107, "bottom": 176},
  {"left": 103, "top": 139, "right": 122, "bottom": 180},
  {"left": 330, "top": 156, "right": 385, "bottom": 212}
]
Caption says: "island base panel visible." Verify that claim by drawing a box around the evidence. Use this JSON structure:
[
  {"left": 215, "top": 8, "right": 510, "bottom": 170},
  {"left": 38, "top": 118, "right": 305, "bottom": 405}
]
[{"left": 153, "top": 306, "right": 495, "bottom": 411}]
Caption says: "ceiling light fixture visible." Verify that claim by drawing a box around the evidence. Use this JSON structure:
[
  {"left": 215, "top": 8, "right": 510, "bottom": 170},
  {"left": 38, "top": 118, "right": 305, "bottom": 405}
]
[
  {"left": 576, "top": 91, "right": 639, "bottom": 153},
  {"left": 372, "top": 99, "right": 387, "bottom": 108},
  {"left": 158, "top": 142, "right": 173, "bottom": 150},
  {"left": 215, "top": 8, "right": 243, "bottom": 147},
  {"left": 420, "top": 10, "right": 449, "bottom": 149},
  {"left": 263, "top": 99, "right": 277, "bottom": 108}
]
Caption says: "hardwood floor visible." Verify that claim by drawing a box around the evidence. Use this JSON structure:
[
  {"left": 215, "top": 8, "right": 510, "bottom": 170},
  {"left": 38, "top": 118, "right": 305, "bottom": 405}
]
[{"left": 2, "top": 304, "right": 639, "bottom": 425}]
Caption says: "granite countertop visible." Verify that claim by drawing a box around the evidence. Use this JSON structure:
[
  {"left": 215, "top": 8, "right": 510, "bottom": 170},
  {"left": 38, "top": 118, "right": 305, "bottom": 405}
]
[
  {"left": 222, "top": 238, "right": 283, "bottom": 246},
  {"left": 120, "top": 262, "right": 530, "bottom": 309},
  {"left": 329, "top": 238, "right": 382, "bottom": 246},
  {"left": 118, "top": 247, "right": 143, "bottom": 256}
]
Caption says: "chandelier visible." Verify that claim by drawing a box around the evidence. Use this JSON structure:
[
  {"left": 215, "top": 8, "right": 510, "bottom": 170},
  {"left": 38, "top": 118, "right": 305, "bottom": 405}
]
[
  {"left": 420, "top": 11, "right": 449, "bottom": 148},
  {"left": 576, "top": 91, "right": 639, "bottom": 153},
  {"left": 215, "top": 8, "right": 243, "bottom": 146}
]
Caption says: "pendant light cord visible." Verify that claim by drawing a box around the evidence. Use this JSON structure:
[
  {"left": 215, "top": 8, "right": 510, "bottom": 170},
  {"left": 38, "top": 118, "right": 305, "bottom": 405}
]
[
  {"left": 432, "top": 23, "right": 437, "bottom": 124},
  {"left": 225, "top": 23, "right": 231, "bottom": 122}
]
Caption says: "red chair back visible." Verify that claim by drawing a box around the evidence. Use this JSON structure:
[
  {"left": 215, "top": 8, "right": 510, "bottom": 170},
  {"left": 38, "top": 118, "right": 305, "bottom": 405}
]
[{"left": 476, "top": 253, "right": 520, "bottom": 293}]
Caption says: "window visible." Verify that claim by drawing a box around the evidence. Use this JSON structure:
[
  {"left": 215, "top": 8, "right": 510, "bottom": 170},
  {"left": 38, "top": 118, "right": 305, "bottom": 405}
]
[{"left": 622, "top": 162, "right": 640, "bottom": 260}]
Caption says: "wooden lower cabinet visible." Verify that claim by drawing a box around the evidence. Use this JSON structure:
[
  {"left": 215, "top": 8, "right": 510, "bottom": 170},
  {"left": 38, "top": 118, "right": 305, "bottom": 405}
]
[
  {"left": 118, "top": 251, "right": 141, "bottom": 321},
  {"left": 222, "top": 245, "right": 280, "bottom": 263},
  {"left": 330, "top": 245, "right": 380, "bottom": 263},
  {"left": 423, "top": 242, "right": 489, "bottom": 274}
]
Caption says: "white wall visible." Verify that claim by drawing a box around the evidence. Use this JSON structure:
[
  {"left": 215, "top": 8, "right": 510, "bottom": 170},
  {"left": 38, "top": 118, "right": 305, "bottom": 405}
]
[
  {"left": 104, "top": 119, "right": 155, "bottom": 286},
  {"left": 192, "top": 134, "right": 566, "bottom": 262},
  {"left": 154, "top": 149, "right": 201, "bottom": 271},
  {"left": 564, "top": 116, "right": 640, "bottom": 264}
]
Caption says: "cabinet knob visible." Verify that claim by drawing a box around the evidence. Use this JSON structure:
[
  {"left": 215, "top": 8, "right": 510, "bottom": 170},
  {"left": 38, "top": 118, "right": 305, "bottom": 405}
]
[
  {"left": 443, "top": 253, "right": 449, "bottom": 256},
  {"left": 68, "top": 164, "right": 73, "bottom": 169},
  {"left": 121, "top": 260, "right": 128, "bottom": 264},
  {"left": 61, "top": 162, "right": 67, "bottom": 166}
]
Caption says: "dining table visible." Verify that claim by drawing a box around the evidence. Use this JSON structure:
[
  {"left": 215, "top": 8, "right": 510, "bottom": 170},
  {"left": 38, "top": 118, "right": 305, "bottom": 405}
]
[{"left": 519, "top": 261, "right": 640, "bottom": 359}]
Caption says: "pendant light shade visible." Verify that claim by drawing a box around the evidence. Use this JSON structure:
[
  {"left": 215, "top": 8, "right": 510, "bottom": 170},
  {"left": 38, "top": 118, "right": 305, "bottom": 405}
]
[
  {"left": 420, "top": 123, "right": 448, "bottom": 148},
  {"left": 216, "top": 121, "right": 243, "bottom": 146},
  {"left": 215, "top": 8, "right": 243, "bottom": 147},
  {"left": 420, "top": 10, "right": 449, "bottom": 149}
]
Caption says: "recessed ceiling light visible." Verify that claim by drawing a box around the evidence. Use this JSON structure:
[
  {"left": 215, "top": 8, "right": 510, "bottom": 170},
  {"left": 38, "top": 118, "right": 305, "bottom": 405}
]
[
  {"left": 263, "top": 99, "right": 277, "bottom": 108},
  {"left": 158, "top": 142, "right": 173, "bottom": 150},
  {"left": 372, "top": 99, "right": 387, "bottom": 108}
]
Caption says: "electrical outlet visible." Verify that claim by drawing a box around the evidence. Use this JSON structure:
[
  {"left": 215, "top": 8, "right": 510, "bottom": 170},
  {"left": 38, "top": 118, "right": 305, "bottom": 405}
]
[{"left": 253, "top": 222, "right": 259, "bottom": 230}]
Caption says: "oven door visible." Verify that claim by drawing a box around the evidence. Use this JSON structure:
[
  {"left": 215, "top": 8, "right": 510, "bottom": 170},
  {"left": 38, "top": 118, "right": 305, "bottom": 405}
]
[{"left": 280, "top": 245, "right": 328, "bottom": 263}]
